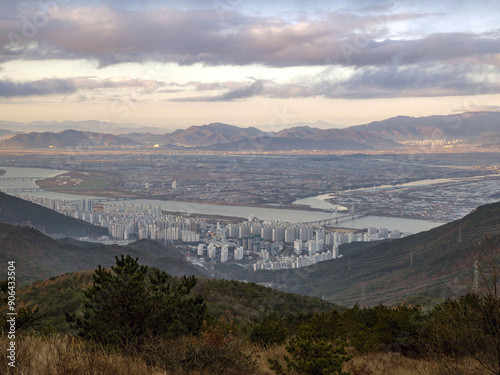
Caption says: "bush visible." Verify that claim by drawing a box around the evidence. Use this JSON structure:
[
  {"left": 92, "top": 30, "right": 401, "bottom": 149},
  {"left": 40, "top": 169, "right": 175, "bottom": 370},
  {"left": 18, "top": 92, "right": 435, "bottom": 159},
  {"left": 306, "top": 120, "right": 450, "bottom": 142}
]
[
  {"left": 250, "top": 312, "right": 288, "bottom": 347},
  {"left": 342, "top": 305, "right": 422, "bottom": 354},
  {"left": 144, "top": 319, "right": 256, "bottom": 375},
  {"left": 285, "top": 336, "right": 351, "bottom": 375},
  {"left": 268, "top": 310, "right": 351, "bottom": 375}
]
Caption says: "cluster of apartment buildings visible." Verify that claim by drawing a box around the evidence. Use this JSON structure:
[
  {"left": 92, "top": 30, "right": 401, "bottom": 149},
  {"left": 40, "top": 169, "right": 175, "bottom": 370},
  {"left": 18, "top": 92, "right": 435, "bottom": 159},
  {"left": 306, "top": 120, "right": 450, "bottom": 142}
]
[
  {"left": 193, "top": 217, "right": 410, "bottom": 271},
  {"left": 20, "top": 196, "right": 410, "bottom": 272},
  {"left": 20, "top": 196, "right": 206, "bottom": 242}
]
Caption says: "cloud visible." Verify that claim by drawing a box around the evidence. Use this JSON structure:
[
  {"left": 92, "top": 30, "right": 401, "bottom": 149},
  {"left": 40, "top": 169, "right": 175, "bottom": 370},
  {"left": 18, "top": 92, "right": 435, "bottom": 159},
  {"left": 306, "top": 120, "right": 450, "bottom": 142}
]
[
  {"left": 2, "top": 2, "right": 498, "bottom": 103},
  {"left": 327, "top": 64, "right": 475, "bottom": 98},
  {"left": 168, "top": 80, "right": 264, "bottom": 101},
  {"left": 452, "top": 105, "right": 500, "bottom": 113},
  {"left": 338, "top": 33, "right": 500, "bottom": 67},
  {"left": 216, "top": 80, "right": 265, "bottom": 101},
  {"left": 0, "top": 77, "right": 164, "bottom": 97},
  {"left": 0, "top": 78, "right": 77, "bottom": 97},
  {"left": 2, "top": 4, "right": 497, "bottom": 68},
  {"left": 167, "top": 63, "right": 500, "bottom": 101}
]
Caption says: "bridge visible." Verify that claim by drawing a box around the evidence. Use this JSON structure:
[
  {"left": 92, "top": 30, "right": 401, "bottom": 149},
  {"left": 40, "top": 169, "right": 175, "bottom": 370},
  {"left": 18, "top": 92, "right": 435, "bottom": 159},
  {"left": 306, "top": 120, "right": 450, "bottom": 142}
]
[
  {"left": 307, "top": 213, "right": 359, "bottom": 226},
  {"left": 303, "top": 205, "right": 376, "bottom": 226},
  {"left": 0, "top": 188, "right": 45, "bottom": 193},
  {"left": 93, "top": 197, "right": 137, "bottom": 202},
  {"left": 0, "top": 177, "right": 48, "bottom": 181}
]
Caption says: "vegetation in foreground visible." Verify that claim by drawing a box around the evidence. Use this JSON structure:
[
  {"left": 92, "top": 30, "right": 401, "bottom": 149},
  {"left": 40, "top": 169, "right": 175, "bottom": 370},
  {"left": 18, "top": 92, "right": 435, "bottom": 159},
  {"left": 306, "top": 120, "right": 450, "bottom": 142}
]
[
  {"left": 1, "top": 234, "right": 499, "bottom": 375},
  {"left": 0, "top": 335, "right": 488, "bottom": 375}
]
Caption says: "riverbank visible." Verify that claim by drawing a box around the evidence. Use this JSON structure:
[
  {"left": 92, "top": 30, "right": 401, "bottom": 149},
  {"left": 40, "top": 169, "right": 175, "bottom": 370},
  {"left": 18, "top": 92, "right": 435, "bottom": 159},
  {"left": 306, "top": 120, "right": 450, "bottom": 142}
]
[{"left": 1, "top": 166, "right": 443, "bottom": 232}]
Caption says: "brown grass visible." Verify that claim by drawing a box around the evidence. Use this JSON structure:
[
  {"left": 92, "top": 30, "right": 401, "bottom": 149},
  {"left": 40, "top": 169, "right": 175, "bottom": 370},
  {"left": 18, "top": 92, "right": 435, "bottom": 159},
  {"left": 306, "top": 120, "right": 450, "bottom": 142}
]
[
  {"left": 1, "top": 335, "right": 165, "bottom": 375},
  {"left": 255, "top": 346, "right": 486, "bottom": 375},
  {"left": 1, "top": 335, "right": 486, "bottom": 375},
  {"left": 344, "top": 352, "right": 485, "bottom": 375},
  {"left": 252, "top": 344, "right": 289, "bottom": 375}
]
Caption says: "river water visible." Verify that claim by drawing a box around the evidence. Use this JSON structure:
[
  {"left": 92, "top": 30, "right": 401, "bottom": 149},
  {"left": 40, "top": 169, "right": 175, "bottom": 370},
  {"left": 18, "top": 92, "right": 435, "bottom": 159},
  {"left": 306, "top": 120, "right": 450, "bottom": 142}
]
[{"left": 0, "top": 166, "right": 444, "bottom": 233}]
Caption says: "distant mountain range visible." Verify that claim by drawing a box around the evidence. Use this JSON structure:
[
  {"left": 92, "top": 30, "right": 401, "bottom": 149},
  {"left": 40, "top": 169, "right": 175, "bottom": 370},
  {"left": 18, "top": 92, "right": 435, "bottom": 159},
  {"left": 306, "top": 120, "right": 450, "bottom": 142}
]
[
  {"left": 1, "top": 111, "right": 500, "bottom": 150},
  {"left": 0, "top": 120, "right": 168, "bottom": 134},
  {"left": 350, "top": 111, "right": 500, "bottom": 141},
  {"left": 203, "top": 129, "right": 397, "bottom": 151},
  {"left": 0, "top": 129, "right": 139, "bottom": 148},
  {"left": 163, "top": 122, "right": 267, "bottom": 146},
  {"left": 0, "top": 129, "right": 16, "bottom": 137}
]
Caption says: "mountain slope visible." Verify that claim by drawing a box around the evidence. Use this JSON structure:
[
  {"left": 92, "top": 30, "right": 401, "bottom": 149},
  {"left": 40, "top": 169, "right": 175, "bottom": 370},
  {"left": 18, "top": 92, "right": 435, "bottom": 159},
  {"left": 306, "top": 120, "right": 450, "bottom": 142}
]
[
  {"left": 204, "top": 130, "right": 398, "bottom": 151},
  {"left": 271, "top": 120, "right": 343, "bottom": 129},
  {"left": 0, "top": 222, "right": 209, "bottom": 285},
  {"left": 16, "top": 270, "right": 339, "bottom": 331},
  {"left": 0, "top": 191, "right": 107, "bottom": 236},
  {"left": 275, "top": 126, "right": 322, "bottom": 138},
  {"left": 163, "top": 122, "right": 267, "bottom": 146},
  {"left": 244, "top": 201, "right": 500, "bottom": 307},
  {"left": 350, "top": 111, "right": 500, "bottom": 141},
  {"left": 0, "top": 129, "right": 16, "bottom": 138},
  {"left": 0, "top": 129, "right": 139, "bottom": 148},
  {"left": 468, "top": 133, "right": 500, "bottom": 147}
]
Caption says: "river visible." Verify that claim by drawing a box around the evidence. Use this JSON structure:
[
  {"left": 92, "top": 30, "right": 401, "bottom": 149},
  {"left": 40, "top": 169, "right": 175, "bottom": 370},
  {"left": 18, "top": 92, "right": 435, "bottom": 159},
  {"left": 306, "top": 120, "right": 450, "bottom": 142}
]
[{"left": 0, "top": 166, "right": 444, "bottom": 233}]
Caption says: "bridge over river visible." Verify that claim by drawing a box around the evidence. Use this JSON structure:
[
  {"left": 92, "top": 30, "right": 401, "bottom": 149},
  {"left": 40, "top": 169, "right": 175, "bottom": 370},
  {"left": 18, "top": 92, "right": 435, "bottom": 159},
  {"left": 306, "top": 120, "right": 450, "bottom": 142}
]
[
  {"left": 0, "top": 177, "right": 48, "bottom": 181},
  {"left": 0, "top": 188, "right": 45, "bottom": 193}
]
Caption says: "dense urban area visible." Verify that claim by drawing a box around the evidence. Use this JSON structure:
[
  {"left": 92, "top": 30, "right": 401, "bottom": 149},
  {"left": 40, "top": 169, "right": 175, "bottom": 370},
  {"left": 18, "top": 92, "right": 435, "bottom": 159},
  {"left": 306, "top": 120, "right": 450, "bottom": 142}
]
[{"left": 18, "top": 195, "right": 412, "bottom": 272}]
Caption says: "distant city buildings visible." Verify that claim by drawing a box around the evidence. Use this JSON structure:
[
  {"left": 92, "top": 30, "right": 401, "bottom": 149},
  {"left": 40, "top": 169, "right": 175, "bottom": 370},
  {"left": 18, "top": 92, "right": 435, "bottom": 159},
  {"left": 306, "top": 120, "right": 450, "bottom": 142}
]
[{"left": 19, "top": 195, "right": 412, "bottom": 272}]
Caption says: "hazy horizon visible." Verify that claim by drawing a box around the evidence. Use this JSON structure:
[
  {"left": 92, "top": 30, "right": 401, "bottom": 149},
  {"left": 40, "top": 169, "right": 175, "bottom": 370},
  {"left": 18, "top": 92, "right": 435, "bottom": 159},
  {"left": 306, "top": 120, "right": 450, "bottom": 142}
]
[{"left": 2, "top": 109, "right": 500, "bottom": 135}]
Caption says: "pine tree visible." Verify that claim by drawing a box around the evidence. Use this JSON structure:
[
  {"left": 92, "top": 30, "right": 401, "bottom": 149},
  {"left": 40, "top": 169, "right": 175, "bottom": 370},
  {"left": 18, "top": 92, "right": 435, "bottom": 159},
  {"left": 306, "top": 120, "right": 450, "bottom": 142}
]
[{"left": 68, "top": 255, "right": 206, "bottom": 351}]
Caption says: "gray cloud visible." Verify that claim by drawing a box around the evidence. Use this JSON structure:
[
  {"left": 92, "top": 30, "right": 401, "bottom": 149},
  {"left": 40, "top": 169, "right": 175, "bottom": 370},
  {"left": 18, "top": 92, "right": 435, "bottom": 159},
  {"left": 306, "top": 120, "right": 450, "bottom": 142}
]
[
  {"left": 169, "top": 80, "right": 265, "bottom": 102},
  {"left": 328, "top": 64, "right": 477, "bottom": 98},
  {"left": 0, "top": 77, "right": 164, "bottom": 97},
  {"left": 217, "top": 80, "right": 264, "bottom": 101},
  {"left": 453, "top": 105, "right": 500, "bottom": 113},
  {"left": 0, "top": 78, "right": 77, "bottom": 97},
  {"left": 168, "top": 63, "right": 499, "bottom": 101},
  {"left": 1, "top": 4, "right": 498, "bottom": 68}
]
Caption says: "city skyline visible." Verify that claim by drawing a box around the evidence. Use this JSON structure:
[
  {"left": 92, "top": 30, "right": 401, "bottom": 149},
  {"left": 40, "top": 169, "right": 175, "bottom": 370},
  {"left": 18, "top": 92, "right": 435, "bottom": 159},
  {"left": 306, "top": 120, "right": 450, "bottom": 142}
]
[{"left": 0, "top": 0, "right": 499, "bottom": 129}]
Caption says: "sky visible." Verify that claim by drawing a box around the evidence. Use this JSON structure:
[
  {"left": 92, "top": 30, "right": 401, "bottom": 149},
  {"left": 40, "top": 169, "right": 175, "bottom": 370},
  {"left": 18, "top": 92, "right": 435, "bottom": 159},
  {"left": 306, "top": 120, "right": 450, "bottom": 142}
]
[{"left": 0, "top": 0, "right": 499, "bottom": 130}]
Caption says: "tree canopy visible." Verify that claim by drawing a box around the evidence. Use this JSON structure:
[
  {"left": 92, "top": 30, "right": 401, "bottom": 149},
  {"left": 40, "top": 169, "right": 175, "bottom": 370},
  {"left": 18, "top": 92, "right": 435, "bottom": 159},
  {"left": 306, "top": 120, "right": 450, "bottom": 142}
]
[{"left": 67, "top": 255, "right": 206, "bottom": 351}]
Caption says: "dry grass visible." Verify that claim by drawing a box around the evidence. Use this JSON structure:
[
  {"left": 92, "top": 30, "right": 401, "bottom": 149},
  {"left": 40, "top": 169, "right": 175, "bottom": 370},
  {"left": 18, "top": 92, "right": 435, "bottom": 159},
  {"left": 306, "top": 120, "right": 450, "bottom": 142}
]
[
  {"left": 344, "top": 352, "right": 485, "bottom": 375},
  {"left": 254, "top": 345, "right": 486, "bottom": 375},
  {"left": 1, "top": 335, "right": 487, "bottom": 375},
  {"left": 251, "top": 344, "right": 289, "bottom": 375},
  {"left": 0, "top": 335, "right": 166, "bottom": 375}
]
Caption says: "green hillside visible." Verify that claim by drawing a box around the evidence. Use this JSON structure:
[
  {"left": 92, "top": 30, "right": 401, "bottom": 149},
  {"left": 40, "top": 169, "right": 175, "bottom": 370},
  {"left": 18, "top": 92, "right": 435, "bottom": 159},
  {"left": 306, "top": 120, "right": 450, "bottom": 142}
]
[
  {"left": 0, "top": 223, "right": 209, "bottom": 285},
  {"left": 0, "top": 191, "right": 107, "bottom": 236},
  {"left": 244, "top": 201, "right": 500, "bottom": 307},
  {"left": 16, "top": 270, "right": 338, "bottom": 332}
]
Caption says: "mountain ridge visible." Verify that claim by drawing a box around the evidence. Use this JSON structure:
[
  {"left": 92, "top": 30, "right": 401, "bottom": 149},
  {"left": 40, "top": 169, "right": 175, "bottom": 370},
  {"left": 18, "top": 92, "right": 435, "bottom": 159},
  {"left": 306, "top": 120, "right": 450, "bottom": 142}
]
[
  {"left": 0, "top": 222, "right": 210, "bottom": 285},
  {"left": 2, "top": 111, "right": 500, "bottom": 150},
  {"left": 0, "top": 129, "right": 139, "bottom": 149},
  {"left": 350, "top": 111, "right": 500, "bottom": 141}
]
